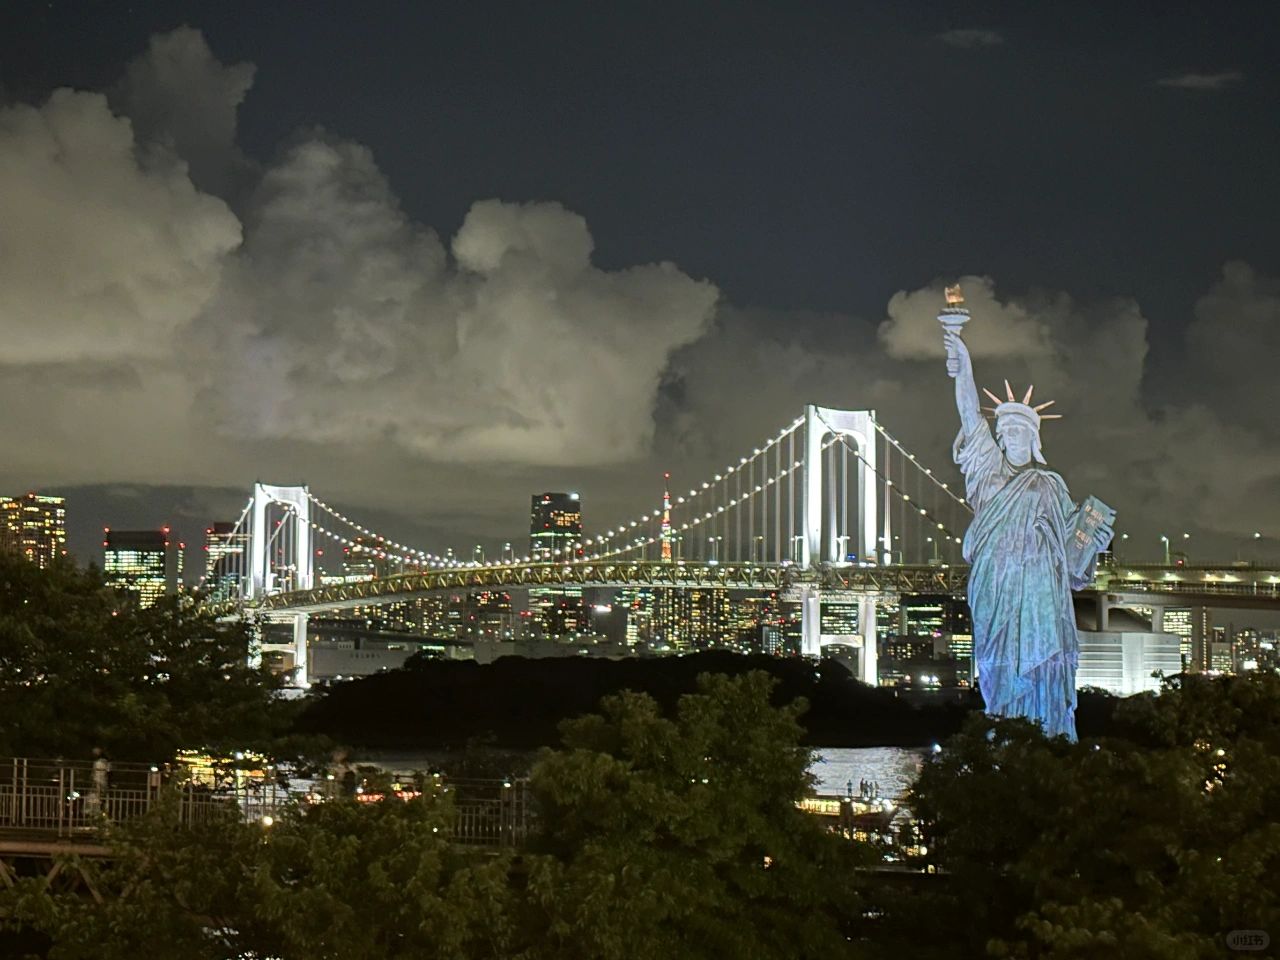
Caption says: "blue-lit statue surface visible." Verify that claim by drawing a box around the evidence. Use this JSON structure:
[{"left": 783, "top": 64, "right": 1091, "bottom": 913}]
[{"left": 942, "top": 290, "right": 1113, "bottom": 741}]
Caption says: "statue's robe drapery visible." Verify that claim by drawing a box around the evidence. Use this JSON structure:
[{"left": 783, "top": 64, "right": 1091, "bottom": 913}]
[{"left": 954, "top": 420, "right": 1091, "bottom": 740}]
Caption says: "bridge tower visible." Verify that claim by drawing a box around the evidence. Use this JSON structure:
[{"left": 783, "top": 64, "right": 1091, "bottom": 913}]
[
  {"left": 798, "top": 405, "right": 884, "bottom": 685},
  {"left": 247, "top": 483, "right": 314, "bottom": 686}
]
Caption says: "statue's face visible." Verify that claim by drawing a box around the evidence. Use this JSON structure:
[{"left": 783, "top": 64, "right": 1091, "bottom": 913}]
[{"left": 997, "top": 419, "right": 1037, "bottom": 467}]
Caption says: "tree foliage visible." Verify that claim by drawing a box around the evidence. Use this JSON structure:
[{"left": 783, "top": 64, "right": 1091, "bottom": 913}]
[
  {"left": 2, "top": 792, "right": 518, "bottom": 959},
  {"left": 523, "top": 672, "right": 871, "bottom": 959},
  {"left": 896, "top": 672, "right": 1280, "bottom": 958},
  {"left": 0, "top": 554, "right": 290, "bottom": 759},
  {"left": 1, "top": 672, "right": 871, "bottom": 958}
]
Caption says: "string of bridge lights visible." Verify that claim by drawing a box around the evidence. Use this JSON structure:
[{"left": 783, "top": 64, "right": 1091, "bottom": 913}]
[
  {"left": 870, "top": 419, "right": 971, "bottom": 513},
  {"left": 817, "top": 413, "right": 969, "bottom": 556},
  {"left": 305, "top": 492, "right": 455, "bottom": 564},
  {"left": 588, "top": 431, "right": 850, "bottom": 562},
  {"left": 240, "top": 414, "right": 963, "bottom": 573}
]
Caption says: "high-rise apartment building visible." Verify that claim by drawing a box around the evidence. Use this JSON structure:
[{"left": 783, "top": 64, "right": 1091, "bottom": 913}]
[
  {"left": 0, "top": 492, "right": 67, "bottom": 568},
  {"left": 103, "top": 528, "right": 183, "bottom": 608}
]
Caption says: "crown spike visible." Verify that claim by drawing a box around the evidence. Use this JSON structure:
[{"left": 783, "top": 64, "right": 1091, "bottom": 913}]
[
  {"left": 1033, "top": 400, "right": 1056, "bottom": 412},
  {"left": 1023, "top": 384, "right": 1034, "bottom": 404},
  {"left": 982, "top": 387, "right": 1003, "bottom": 405},
  {"left": 1040, "top": 414, "right": 1063, "bottom": 420},
  {"left": 1004, "top": 379, "right": 1015, "bottom": 401}
]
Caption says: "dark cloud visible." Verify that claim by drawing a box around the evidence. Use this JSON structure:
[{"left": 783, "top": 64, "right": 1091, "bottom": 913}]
[
  {"left": 1156, "top": 70, "right": 1244, "bottom": 91},
  {"left": 109, "top": 25, "right": 257, "bottom": 200},
  {"left": 935, "top": 28, "right": 1004, "bottom": 49}
]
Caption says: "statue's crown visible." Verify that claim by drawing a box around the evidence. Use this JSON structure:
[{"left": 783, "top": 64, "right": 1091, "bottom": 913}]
[{"left": 982, "top": 381, "right": 1062, "bottom": 427}]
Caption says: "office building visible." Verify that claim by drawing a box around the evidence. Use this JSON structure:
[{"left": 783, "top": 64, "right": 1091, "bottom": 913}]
[
  {"left": 1077, "top": 629, "right": 1182, "bottom": 695},
  {"left": 103, "top": 528, "right": 184, "bottom": 608},
  {"left": 0, "top": 492, "right": 67, "bottom": 568}
]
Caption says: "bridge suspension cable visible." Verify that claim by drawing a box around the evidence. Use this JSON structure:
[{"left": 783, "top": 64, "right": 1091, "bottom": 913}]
[{"left": 815, "top": 410, "right": 969, "bottom": 567}]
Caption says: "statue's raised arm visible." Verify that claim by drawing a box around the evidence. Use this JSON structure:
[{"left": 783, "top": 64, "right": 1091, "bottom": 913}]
[{"left": 945, "top": 330, "right": 984, "bottom": 438}]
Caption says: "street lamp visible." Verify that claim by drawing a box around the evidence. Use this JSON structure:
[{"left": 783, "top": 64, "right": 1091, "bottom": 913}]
[
  {"left": 1160, "top": 535, "right": 1170, "bottom": 565},
  {"left": 926, "top": 535, "right": 939, "bottom": 563},
  {"left": 708, "top": 536, "right": 722, "bottom": 563},
  {"left": 754, "top": 535, "right": 765, "bottom": 563}
]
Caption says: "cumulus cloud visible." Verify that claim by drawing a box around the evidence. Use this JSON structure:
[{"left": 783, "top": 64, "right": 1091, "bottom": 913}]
[
  {"left": 878, "top": 276, "right": 1053, "bottom": 360},
  {"left": 1184, "top": 262, "right": 1280, "bottom": 437},
  {"left": 1156, "top": 70, "right": 1244, "bottom": 91},
  {"left": 195, "top": 137, "right": 717, "bottom": 466},
  {"left": 2, "top": 25, "right": 1277, "bottom": 564},
  {"left": 936, "top": 28, "right": 1004, "bottom": 49},
  {"left": 0, "top": 26, "right": 715, "bottom": 491},
  {"left": 0, "top": 88, "right": 240, "bottom": 364}
]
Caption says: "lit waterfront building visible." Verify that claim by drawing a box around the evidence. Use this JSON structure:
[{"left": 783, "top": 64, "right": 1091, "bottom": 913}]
[
  {"left": 875, "top": 596, "right": 901, "bottom": 644},
  {"left": 103, "top": 528, "right": 183, "bottom": 608},
  {"left": 900, "top": 594, "right": 970, "bottom": 638},
  {"left": 651, "top": 588, "right": 730, "bottom": 650},
  {"left": 0, "top": 492, "right": 67, "bottom": 568},
  {"left": 1076, "top": 628, "right": 1182, "bottom": 695}
]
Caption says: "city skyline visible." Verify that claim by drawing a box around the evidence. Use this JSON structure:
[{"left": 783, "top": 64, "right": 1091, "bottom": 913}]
[{"left": 2, "top": 3, "right": 1279, "bottom": 570}]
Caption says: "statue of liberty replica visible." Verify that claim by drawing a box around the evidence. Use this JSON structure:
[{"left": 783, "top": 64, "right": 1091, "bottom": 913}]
[{"left": 940, "top": 286, "right": 1114, "bottom": 740}]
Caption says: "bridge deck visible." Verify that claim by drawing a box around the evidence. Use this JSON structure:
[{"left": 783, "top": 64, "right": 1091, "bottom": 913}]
[{"left": 206, "top": 560, "right": 1280, "bottom": 617}]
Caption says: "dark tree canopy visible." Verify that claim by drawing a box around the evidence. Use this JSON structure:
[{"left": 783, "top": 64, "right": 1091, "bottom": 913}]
[
  {"left": 895, "top": 672, "right": 1280, "bottom": 959},
  {"left": 0, "top": 555, "right": 290, "bottom": 760},
  {"left": 1, "top": 672, "right": 873, "bottom": 959}
]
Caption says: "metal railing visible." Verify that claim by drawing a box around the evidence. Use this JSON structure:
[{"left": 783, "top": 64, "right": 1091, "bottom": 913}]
[{"left": 0, "top": 758, "right": 527, "bottom": 848}]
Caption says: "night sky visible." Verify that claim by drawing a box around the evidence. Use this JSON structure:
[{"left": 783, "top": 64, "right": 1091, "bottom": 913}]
[{"left": 2, "top": 1, "right": 1278, "bottom": 568}]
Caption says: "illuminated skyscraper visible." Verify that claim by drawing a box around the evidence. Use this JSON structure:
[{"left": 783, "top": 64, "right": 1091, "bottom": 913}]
[
  {"left": 104, "top": 528, "right": 183, "bottom": 608},
  {"left": 0, "top": 492, "right": 67, "bottom": 568},
  {"left": 202, "top": 521, "right": 247, "bottom": 601},
  {"left": 530, "top": 492, "right": 582, "bottom": 561},
  {"left": 529, "top": 492, "right": 584, "bottom": 637},
  {"left": 1163, "top": 607, "right": 1193, "bottom": 669}
]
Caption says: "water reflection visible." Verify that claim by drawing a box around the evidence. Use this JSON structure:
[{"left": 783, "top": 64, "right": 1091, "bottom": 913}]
[{"left": 808, "top": 746, "right": 924, "bottom": 799}]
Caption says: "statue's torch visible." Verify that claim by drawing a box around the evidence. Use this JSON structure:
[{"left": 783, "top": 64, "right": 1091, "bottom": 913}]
[{"left": 938, "top": 284, "right": 969, "bottom": 376}]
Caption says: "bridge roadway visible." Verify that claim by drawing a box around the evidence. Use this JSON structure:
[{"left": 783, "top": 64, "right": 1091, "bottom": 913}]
[
  {"left": 216, "top": 559, "right": 1280, "bottom": 618},
  {"left": 228, "top": 560, "right": 970, "bottom": 616}
]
